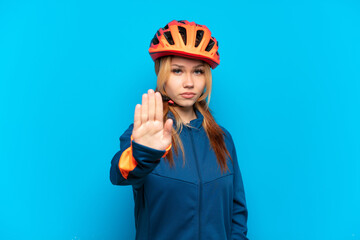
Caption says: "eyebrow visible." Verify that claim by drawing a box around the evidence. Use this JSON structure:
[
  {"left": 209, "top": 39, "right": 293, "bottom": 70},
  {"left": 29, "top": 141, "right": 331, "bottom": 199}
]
[{"left": 171, "top": 64, "right": 205, "bottom": 68}]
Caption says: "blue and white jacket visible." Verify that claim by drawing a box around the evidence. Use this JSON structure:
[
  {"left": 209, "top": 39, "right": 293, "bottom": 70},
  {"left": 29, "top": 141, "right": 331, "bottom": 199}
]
[{"left": 110, "top": 108, "right": 248, "bottom": 240}]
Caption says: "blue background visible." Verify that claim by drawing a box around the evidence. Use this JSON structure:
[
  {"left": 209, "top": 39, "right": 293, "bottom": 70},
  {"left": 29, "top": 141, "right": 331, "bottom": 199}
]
[{"left": 1, "top": 0, "right": 359, "bottom": 239}]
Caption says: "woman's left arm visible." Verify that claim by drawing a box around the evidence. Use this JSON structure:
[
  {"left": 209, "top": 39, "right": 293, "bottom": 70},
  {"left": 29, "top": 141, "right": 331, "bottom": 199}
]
[
  {"left": 224, "top": 128, "right": 249, "bottom": 240},
  {"left": 231, "top": 145, "right": 249, "bottom": 240}
]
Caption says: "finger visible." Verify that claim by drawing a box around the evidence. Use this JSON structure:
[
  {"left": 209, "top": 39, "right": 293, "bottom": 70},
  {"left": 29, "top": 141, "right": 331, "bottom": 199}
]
[
  {"left": 155, "top": 92, "right": 163, "bottom": 122},
  {"left": 148, "top": 89, "right": 155, "bottom": 121},
  {"left": 134, "top": 104, "right": 141, "bottom": 130},
  {"left": 141, "top": 93, "right": 148, "bottom": 123},
  {"left": 163, "top": 118, "right": 173, "bottom": 138}
]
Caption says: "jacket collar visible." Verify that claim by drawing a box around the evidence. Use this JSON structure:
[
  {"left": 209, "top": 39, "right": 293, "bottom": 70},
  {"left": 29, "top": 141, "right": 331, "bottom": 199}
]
[{"left": 166, "top": 107, "right": 204, "bottom": 129}]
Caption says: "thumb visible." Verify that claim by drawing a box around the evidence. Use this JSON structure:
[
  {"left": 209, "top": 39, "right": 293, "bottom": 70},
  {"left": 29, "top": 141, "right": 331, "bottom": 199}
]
[{"left": 163, "top": 119, "right": 173, "bottom": 139}]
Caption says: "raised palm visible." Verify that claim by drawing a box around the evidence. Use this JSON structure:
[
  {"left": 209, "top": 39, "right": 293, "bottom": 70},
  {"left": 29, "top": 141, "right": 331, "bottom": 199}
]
[{"left": 132, "top": 89, "right": 173, "bottom": 150}]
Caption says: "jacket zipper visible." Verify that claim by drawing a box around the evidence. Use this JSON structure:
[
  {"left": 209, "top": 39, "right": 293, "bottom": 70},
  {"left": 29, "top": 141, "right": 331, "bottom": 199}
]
[{"left": 188, "top": 128, "right": 202, "bottom": 240}]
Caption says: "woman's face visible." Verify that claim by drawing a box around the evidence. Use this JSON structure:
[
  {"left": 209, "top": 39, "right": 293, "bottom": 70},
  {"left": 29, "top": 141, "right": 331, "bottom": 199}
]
[{"left": 164, "top": 56, "right": 206, "bottom": 109}]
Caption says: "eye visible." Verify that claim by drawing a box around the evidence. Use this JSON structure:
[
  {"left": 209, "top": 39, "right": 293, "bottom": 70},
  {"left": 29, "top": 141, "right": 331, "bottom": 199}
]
[
  {"left": 194, "top": 69, "right": 205, "bottom": 75},
  {"left": 171, "top": 68, "right": 182, "bottom": 74}
]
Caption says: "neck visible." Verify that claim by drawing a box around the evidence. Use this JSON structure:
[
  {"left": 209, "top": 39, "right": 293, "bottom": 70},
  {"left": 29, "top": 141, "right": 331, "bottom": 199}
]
[{"left": 174, "top": 105, "right": 197, "bottom": 124}]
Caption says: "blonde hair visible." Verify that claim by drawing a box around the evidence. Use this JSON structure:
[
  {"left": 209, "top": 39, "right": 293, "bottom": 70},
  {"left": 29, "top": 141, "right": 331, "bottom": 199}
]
[{"left": 155, "top": 56, "right": 231, "bottom": 173}]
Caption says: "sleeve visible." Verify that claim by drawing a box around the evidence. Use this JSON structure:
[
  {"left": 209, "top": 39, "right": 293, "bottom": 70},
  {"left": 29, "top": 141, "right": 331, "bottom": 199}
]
[
  {"left": 109, "top": 123, "right": 172, "bottom": 189},
  {"left": 224, "top": 128, "right": 249, "bottom": 240},
  {"left": 231, "top": 145, "right": 249, "bottom": 240}
]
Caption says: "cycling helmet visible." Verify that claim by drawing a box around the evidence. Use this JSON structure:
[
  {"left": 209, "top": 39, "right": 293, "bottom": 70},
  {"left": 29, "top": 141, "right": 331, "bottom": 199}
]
[{"left": 149, "top": 20, "right": 220, "bottom": 69}]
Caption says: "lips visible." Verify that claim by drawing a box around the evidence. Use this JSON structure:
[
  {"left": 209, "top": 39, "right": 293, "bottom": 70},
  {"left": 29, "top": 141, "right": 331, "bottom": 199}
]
[{"left": 180, "top": 92, "right": 196, "bottom": 98}]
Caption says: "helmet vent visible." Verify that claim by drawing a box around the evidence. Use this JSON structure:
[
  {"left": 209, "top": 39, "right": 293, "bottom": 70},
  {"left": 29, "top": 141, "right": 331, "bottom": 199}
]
[
  {"left": 195, "top": 30, "right": 204, "bottom": 47},
  {"left": 205, "top": 38, "right": 215, "bottom": 52},
  {"left": 164, "top": 31, "right": 175, "bottom": 45},
  {"left": 163, "top": 24, "right": 169, "bottom": 30},
  {"left": 151, "top": 34, "right": 160, "bottom": 46},
  {"left": 178, "top": 26, "right": 187, "bottom": 45}
]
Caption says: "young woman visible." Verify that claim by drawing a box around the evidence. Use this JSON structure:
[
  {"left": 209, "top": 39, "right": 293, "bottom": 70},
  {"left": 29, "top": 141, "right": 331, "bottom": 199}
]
[{"left": 110, "top": 20, "right": 249, "bottom": 240}]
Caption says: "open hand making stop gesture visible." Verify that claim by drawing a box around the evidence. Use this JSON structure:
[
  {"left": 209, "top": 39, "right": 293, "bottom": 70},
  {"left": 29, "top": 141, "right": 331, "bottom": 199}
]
[{"left": 132, "top": 89, "right": 173, "bottom": 151}]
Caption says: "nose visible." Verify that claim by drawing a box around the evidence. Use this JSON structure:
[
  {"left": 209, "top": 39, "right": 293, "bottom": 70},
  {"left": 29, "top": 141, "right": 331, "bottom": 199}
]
[{"left": 183, "top": 73, "right": 194, "bottom": 88}]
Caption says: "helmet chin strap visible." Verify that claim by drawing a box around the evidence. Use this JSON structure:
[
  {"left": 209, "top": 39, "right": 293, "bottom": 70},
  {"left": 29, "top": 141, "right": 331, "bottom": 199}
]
[
  {"left": 160, "top": 92, "right": 204, "bottom": 108},
  {"left": 161, "top": 94, "right": 181, "bottom": 107},
  {"left": 161, "top": 93, "right": 183, "bottom": 107}
]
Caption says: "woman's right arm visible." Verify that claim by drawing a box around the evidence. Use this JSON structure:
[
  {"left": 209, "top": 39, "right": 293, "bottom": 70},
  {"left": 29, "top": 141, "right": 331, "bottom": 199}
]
[
  {"left": 109, "top": 123, "right": 171, "bottom": 187},
  {"left": 110, "top": 89, "right": 173, "bottom": 188}
]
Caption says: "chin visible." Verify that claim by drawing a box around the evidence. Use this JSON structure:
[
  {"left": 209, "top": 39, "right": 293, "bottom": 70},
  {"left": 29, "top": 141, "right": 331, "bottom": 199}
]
[{"left": 175, "top": 100, "right": 196, "bottom": 108}]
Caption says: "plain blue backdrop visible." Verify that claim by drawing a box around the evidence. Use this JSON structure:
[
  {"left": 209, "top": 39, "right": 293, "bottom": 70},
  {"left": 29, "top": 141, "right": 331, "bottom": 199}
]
[{"left": 1, "top": 0, "right": 359, "bottom": 239}]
